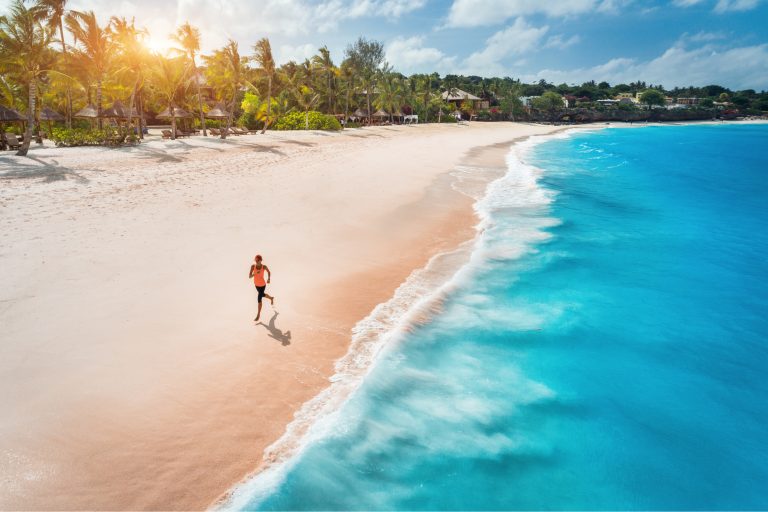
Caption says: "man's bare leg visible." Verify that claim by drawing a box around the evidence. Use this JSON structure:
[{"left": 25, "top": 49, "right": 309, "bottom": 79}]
[
  {"left": 255, "top": 301, "right": 263, "bottom": 322},
  {"left": 264, "top": 293, "right": 275, "bottom": 306}
]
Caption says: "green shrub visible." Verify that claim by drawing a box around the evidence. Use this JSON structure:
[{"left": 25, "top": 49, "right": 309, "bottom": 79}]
[
  {"left": 344, "top": 121, "right": 362, "bottom": 128},
  {"left": 274, "top": 111, "right": 341, "bottom": 131},
  {"left": 476, "top": 109, "right": 491, "bottom": 121},
  {"left": 51, "top": 126, "right": 137, "bottom": 147}
]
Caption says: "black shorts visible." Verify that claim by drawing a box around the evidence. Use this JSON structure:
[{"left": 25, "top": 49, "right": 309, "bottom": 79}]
[{"left": 256, "top": 285, "right": 266, "bottom": 303}]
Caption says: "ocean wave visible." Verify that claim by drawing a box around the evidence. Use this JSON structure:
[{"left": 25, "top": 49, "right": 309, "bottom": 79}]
[{"left": 215, "top": 130, "right": 578, "bottom": 511}]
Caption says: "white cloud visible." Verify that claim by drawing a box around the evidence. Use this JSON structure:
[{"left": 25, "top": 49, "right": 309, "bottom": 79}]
[
  {"left": 673, "top": 0, "right": 763, "bottom": 11},
  {"left": 445, "top": 0, "right": 605, "bottom": 28},
  {"left": 714, "top": 0, "right": 761, "bottom": 12},
  {"left": 62, "top": 0, "right": 428, "bottom": 53},
  {"left": 525, "top": 42, "right": 768, "bottom": 90},
  {"left": 462, "top": 18, "right": 549, "bottom": 75},
  {"left": 385, "top": 36, "right": 457, "bottom": 75},
  {"left": 684, "top": 30, "right": 727, "bottom": 42},
  {"left": 544, "top": 34, "right": 581, "bottom": 50},
  {"left": 673, "top": 0, "right": 706, "bottom": 6},
  {"left": 276, "top": 43, "right": 318, "bottom": 65}
]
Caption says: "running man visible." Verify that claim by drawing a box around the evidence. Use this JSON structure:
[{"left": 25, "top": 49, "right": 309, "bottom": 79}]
[{"left": 249, "top": 254, "right": 274, "bottom": 322}]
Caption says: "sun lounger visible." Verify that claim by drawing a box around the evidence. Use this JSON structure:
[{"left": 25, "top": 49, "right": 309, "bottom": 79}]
[
  {"left": 161, "top": 130, "right": 172, "bottom": 139},
  {"left": 210, "top": 128, "right": 221, "bottom": 136},
  {"left": 4, "top": 133, "right": 21, "bottom": 150},
  {"left": 174, "top": 129, "right": 188, "bottom": 138}
]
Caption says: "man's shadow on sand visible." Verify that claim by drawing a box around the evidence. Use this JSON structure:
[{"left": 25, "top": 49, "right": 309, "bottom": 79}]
[{"left": 257, "top": 311, "right": 292, "bottom": 346}]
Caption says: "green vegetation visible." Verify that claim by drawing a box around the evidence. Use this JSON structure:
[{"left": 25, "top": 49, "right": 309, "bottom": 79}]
[
  {"left": 1, "top": 0, "right": 766, "bottom": 157},
  {"left": 51, "top": 126, "right": 138, "bottom": 146},
  {"left": 639, "top": 89, "right": 667, "bottom": 110},
  {"left": 273, "top": 111, "right": 341, "bottom": 131}
]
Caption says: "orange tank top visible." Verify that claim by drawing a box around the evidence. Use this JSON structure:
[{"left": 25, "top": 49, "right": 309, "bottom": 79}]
[{"left": 253, "top": 265, "right": 266, "bottom": 287}]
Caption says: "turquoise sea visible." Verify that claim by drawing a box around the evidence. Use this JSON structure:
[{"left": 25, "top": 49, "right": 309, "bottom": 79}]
[{"left": 228, "top": 123, "right": 768, "bottom": 510}]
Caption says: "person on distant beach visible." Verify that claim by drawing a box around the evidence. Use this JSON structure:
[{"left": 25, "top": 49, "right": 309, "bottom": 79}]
[{"left": 249, "top": 254, "right": 274, "bottom": 322}]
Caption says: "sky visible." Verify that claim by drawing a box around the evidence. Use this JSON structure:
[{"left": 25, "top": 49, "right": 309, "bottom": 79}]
[{"left": 3, "top": 0, "right": 767, "bottom": 90}]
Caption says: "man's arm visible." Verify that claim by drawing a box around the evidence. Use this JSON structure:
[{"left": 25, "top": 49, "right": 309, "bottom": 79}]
[
  {"left": 248, "top": 264, "right": 254, "bottom": 279},
  {"left": 265, "top": 266, "right": 271, "bottom": 283}
]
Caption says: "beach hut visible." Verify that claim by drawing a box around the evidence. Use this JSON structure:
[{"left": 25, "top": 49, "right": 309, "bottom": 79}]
[
  {"left": 205, "top": 103, "right": 230, "bottom": 120},
  {"left": 74, "top": 104, "right": 99, "bottom": 128},
  {"left": 39, "top": 107, "right": 64, "bottom": 137},
  {"left": 74, "top": 104, "right": 99, "bottom": 118},
  {"left": 0, "top": 105, "right": 25, "bottom": 123},
  {"left": 351, "top": 108, "right": 369, "bottom": 123},
  {"left": 101, "top": 100, "right": 139, "bottom": 119},
  {"left": 0, "top": 106, "right": 26, "bottom": 149},
  {"left": 157, "top": 107, "right": 193, "bottom": 138},
  {"left": 157, "top": 106, "right": 193, "bottom": 119},
  {"left": 372, "top": 109, "right": 389, "bottom": 125},
  {"left": 102, "top": 100, "right": 142, "bottom": 135}
]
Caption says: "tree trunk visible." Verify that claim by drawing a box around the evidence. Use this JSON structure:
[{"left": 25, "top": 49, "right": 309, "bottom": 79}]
[
  {"left": 171, "top": 108, "right": 177, "bottom": 140},
  {"left": 222, "top": 87, "right": 235, "bottom": 139},
  {"left": 344, "top": 86, "right": 350, "bottom": 123},
  {"left": 305, "top": 109, "right": 309, "bottom": 130},
  {"left": 34, "top": 101, "right": 42, "bottom": 144},
  {"left": 17, "top": 80, "right": 35, "bottom": 156},
  {"left": 194, "top": 60, "right": 207, "bottom": 137},
  {"left": 96, "top": 79, "right": 103, "bottom": 130},
  {"left": 128, "top": 77, "right": 139, "bottom": 139},
  {"left": 366, "top": 87, "right": 371, "bottom": 126},
  {"left": 261, "top": 75, "right": 271, "bottom": 134},
  {"left": 138, "top": 91, "right": 145, "bottom": 140},
  {"left": 59, "top": 19, "right": 72, "bottom": 129}
]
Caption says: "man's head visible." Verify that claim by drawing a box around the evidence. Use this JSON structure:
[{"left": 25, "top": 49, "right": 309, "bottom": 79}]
[{"left": 255, "top": 254, "right": 263, "bottom": 263}]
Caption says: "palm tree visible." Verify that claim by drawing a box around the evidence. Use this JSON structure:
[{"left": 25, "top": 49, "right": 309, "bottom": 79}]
[
  {"left": 110, "top": 16, "right": 147, "bottom": 137},
  {"left": 65, "top": 10, "right": 111, "bottom": 129},
  {"left": 375, "top": 69, "right": 401, "bottom": 123},
  {"left": 284, "top": 61, "right": 319, "bottom": 129},
  {"left": 172, "top": 22, "right": 206, "bottom": 136},
  {"left": 149, "top": 55, "right": 189, "bottom": 139},
  {"left": 312, "top": 45, "right": 336, "bottom": 114},
  {"left": 0, "top": 0, "right": 55, "bottom": 156},
  {"left": 252, "top": 37, "right": 275, "bottom": 134},
  {"left": 204, "top": 40, "right": 243, "bottom": 139},
  {"left": 33, "top": 0, "right": 73, "bottom": 127},
  {"left": 339, "top": 59, "right": 356, "bottom": 122},
  {"left": 414, "top": 73, "right": 434, "bottom": 123}
]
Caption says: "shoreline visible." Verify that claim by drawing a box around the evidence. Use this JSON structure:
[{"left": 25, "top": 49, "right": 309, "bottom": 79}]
[
  {"left": 214, "top": 127, "right": 584, "bottom": 510},
  {"left": 4, "top": 119, "right": 752, "bottom": 509}
]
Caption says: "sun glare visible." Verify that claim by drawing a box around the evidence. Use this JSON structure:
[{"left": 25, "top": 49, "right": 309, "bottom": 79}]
[{"left": 144, "top": 36, "right": 173, "bottom": 55}]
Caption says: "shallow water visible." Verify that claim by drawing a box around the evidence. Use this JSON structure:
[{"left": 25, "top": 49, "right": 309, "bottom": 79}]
[{"left": 234, "top": 123, "right": 768, "bottom": 510}]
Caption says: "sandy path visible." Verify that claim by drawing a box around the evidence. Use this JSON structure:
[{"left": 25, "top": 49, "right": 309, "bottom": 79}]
[{"left": 0, "top": 123, "right": 562, "bottom": 509}]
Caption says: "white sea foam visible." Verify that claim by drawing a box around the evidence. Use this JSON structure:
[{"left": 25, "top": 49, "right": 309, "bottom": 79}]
[{"left": 215, "top": 130, "right": 580, "bottom": 511}]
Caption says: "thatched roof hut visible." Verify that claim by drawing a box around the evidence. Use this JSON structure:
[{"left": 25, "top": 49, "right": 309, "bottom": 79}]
[
  {"left": 0, "top": 105, "right": 25, "bottom": 122},
  {"left": 372, "top": 109, "right": 389, "bottom": 118},
  {"left": 205, "top": 104, "right": 230, "bottom": 119},
  {"left": 74, "top": 105, "right": 99, "bottom": 118},
  {"left": 102, "top": 100, "right": 139, "bottom": 118},
  {"left": 352, "top": 108, "right": 369, "bottom": 118},
  {"left": 441, "top": 88, "right": 481, "bottom": 101},
  {"left": 157, "top": 107, "right": 193, "bottom": 119},
  {"left": 39, "top": 107, "right": 64, "bottom": 121}
]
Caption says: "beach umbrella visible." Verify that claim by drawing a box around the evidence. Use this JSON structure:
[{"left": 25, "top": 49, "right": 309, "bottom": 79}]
[
  {"left": 0, "top": 106, "right": 26, "bottom": 146},
  {"left": 74, "top": 105, "right": 99, "bottom": 118},
  {"left": 372, "top": 109, "right": 389, "bottom": 117},
  {"left": 204, "top": 103, "right": 230, "bottom": 119},
  {"left": 353, "top": 108, "right": 369, "bottom": 118},
  {"left": 0, "top": 105, "right": 25, "bottom": 122},
  {"left": 39, "top": 107, "right": 64, "bottom": 121},
  {"left": 101, "top": 100, "right": 139, "bottom": 119},
  {"left": 157, "top": 107, "right": 193, "bottom": 119}
]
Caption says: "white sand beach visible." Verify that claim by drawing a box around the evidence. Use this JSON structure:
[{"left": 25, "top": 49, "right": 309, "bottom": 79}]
[{"left": 0, "top": 122, "right": 566, "bottom": 509}]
